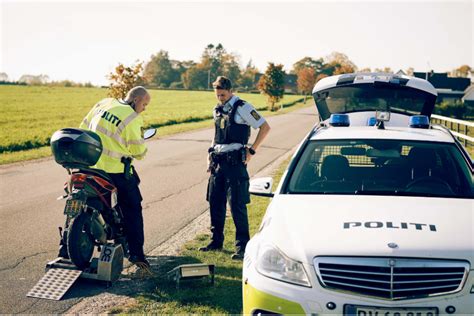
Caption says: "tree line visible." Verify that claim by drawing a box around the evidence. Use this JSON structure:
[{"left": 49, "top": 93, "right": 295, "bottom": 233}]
[
  {"left": 136, "top": 44, "right": 472, "bottom": 91},
  {"left": 108, "top": 45, "right": 385, "bottom": 110},
  {"left": 2, "top": 43, "right": 471, "bottom": 91},
  {"left": 3, "top": 43, "right": 472, "bottom": 110},
  {"left": 138, "top": 45, "right": 363, "bottom": 93},
  {"left": 105, "top": 44, "right": 472, "bottom": 112}
]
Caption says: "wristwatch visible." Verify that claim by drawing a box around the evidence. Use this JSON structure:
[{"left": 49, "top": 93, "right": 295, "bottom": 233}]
[{"left": 248, "top": 147, "right": 256, "bottom": 155}]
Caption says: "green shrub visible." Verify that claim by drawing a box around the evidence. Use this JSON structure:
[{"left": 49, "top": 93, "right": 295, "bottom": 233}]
[{"left": 435, "top": 101, "right": 466, "bottom": 119}]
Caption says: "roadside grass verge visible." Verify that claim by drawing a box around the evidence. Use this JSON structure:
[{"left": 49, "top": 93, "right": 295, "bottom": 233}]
[
  {"left": 0, "top": 85, "right": 307, "bottom": 164},
  {"left": 115, "top": 158, "right": 291, "bottom": 314}
]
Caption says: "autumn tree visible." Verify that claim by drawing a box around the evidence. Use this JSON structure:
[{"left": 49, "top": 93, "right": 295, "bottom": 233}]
[
  {"left": 258, "top": 63, "right": 285, "bottom": 111},
  {"left": 143, "top": 50, "right": 180, "bottom": 87},
  {"left": 323, "top": 52, "right": 357, "bottom": 75},
  {"left": 201, "top": 43, "right": 241, "bottom": 85},
  {"left": 292, "top": 57, "right": 324, "bottom": 75},
  {"left": 182, "top": 64, "right": 208, "bottom": 90},
  {"left": 221, "top": 53, "right": 241, "bottom": 85},
  {"left": 183, "top": 43, "right": 241, "bottom": 90},
  {"left": 451, "top": 65, "right": 472, "bottom": 78},
  {"left": 297, "top": 68, "right": 316, "bottom": 102},
  {"left": 201, "top": 43, "right": 226, "bottom": 82},
  {"left": 316, "top": 73, "right": 328, "bottom": 83},
  {"left": 107, "top": 61, "right": 144, "bottom": 99}
]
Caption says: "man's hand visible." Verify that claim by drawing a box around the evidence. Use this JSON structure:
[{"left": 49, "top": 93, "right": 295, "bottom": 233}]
[
  {"left": 247, "top": 121, "right": 270, "bottom": 165},
  {"left": 245, "top": 147, "right": 253, "bottom": 165},
  {"left": 207, "top": 154, "right": 212, "bottom": 172}
]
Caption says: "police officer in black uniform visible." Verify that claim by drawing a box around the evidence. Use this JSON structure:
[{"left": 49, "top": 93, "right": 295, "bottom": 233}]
[{"left": 200, "top": 76, "right": 271, "bottom": 260}]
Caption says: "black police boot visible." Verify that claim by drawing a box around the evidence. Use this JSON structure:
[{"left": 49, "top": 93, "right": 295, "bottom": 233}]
[
  {"left": 231, "top": 243, "right": 246, "bottom": 260},
  {"left": 199, "top": 242, "right": 223, "bottom": 252}
]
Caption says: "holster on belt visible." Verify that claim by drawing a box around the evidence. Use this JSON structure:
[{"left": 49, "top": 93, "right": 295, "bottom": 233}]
[
  {"left": 211, "top": 148, "right": 246, "bottom": 166},
  {"left": 208, "top": 153, "right": 217, "bottom": 174}
]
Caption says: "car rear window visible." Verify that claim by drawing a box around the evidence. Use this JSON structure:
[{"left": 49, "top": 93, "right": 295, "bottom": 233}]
[
  {"left": 286, "top": 139, "right": 473, "bottom": 198},
  {"left": 313, "top": 84, "right": 436, "bottom": 120}
]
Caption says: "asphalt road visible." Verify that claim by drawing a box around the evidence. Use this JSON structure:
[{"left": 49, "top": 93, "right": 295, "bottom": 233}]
[{"left": 0, "top": 106, "right": 317, "bottom": 314}]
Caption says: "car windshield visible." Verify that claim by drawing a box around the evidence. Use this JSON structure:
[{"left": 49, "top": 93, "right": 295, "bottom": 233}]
[{"left": 286, "top": 139, "right": 473, "bottom": 198}]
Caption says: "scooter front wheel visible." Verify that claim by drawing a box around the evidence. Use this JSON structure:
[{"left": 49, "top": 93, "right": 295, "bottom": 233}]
[{"left": 67, "top": 212, "right": 94, "bottom": 269}]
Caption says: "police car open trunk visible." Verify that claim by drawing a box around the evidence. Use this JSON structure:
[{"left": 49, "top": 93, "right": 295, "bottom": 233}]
[{"left": 312, "top": 73, "right": 437, "bottom": 121}]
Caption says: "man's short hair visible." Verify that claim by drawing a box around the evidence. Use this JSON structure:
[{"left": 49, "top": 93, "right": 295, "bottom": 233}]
[
  {"left": 125, "top": 86, "right": 149, "bottom": 102},
  {"left": 212, "top": 76, "right": 232, "bottom": 90}
]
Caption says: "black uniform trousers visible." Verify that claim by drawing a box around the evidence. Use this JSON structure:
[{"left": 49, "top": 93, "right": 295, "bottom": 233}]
[
  {"left": 109, "top": 170, "right": 145, "bottom": 259},
  {"left": 207, "top": 158, "right": 251, "bottom": 251}
]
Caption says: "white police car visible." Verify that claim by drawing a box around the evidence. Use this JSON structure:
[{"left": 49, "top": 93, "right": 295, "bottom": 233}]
[{"left": 243, "top": 73, "right": 474, "bottom": 315}]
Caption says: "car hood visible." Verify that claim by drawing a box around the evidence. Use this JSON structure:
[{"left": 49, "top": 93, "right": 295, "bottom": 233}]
[{"left": 263, "top": 195, "right": 474, "bottom": 265}]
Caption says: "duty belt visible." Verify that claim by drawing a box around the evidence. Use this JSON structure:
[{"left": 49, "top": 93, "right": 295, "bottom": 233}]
[{"left": 211, "top": 149, "right": 245, "bottom": 165}]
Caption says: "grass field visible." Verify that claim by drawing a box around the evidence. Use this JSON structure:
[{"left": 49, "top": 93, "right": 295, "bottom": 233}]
[{"left": 0, "top": 86, "right": 306, "bottom": 164}]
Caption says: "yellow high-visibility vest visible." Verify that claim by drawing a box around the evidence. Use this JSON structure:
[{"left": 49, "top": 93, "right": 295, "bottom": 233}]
[{"left": 79, "top": 98, "right": 147, "bottom": 173}]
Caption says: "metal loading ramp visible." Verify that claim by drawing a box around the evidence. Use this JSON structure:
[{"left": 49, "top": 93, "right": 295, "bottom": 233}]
[{"left": 27, "top": 267, "right": 82, "bottom": 300}]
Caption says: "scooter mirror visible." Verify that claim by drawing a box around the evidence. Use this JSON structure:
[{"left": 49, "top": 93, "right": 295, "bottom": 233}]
[{"left": 143, "top": 128, "right": 157, "bottom": 140}]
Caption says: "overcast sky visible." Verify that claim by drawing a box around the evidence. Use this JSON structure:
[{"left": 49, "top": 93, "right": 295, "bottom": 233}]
[{"left": 1, "top": 0, "right": 472, "bottom": 85}]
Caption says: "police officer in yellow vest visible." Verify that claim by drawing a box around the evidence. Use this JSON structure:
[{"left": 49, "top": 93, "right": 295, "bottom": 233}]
[{"left": 80, "top": 86, "right": 151, "bottom": 267}]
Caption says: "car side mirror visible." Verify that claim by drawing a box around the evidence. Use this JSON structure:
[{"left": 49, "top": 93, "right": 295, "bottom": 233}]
[
  {"left": 249, "top": 177, "right": 274, "bottom": 197},
  {"left": 143, "top": 128, "right": 157, "bottom": 140}
]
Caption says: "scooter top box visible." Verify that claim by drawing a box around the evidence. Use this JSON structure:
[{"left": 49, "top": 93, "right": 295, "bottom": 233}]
[{"left": 51, "top": 128, "right": 102, "bottom": 168}]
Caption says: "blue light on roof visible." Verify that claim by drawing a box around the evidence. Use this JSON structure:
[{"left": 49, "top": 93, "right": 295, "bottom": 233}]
[
  {"left": 367, "top": 117, "right": 377, "bottom": 126},
  {"left": 409, "top": 115, "right": 430, "bottom": 129},
  {"left": 329, "top": 114, "right": 350, "bottom": 127}
]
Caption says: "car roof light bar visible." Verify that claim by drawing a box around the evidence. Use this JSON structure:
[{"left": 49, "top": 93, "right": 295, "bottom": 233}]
[
  {"left": 367, "top": 117, "right": 377, "bottom": 126},
  {"left": 329, "top": 114, "right": 350, "bottom": 127},
  {"left": 409, "top": 115, "right": 430, "bottom": 129}
]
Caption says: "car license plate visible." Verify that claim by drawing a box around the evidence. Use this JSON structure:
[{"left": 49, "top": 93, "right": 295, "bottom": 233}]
[
  {"left": 345, "top": 304, "right": 438, "bottom": 316},
  {"left": 64, "top": 199, "right": 83, "bottom": 217}
]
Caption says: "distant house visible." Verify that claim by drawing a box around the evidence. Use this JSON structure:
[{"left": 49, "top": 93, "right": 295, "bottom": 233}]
[
  {"left": 413, "top": 71, "right": 471, "bottom": 104},
  {"left": 462, "top": 84, "right": 474, "bottom": 106},
  {"left": 462, "top": 85, "right": 474, "bottom": 120},
  {"left": 284, "top": 74, "right": 298, "bottom": 93}
]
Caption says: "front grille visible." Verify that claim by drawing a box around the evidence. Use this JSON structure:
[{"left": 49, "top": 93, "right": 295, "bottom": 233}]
[{"left": 314, "top": 257, "right": 469, "bottom": 300}]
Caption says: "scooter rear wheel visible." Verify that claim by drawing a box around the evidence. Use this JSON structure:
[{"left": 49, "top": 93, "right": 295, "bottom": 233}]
[{"left": 67, "top": 212, "right": 94, "bottom": 269}]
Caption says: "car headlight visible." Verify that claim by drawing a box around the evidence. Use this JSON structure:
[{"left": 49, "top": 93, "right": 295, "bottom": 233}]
[{"left": 256, "top": 245, "right": 311, "bottom": 287}]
